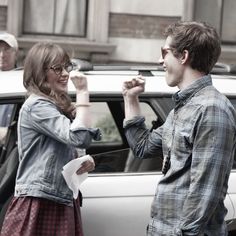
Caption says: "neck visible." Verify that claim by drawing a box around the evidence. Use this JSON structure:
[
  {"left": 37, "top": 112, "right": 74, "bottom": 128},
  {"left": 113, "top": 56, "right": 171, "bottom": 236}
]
[{"left": 178, "top": 68, "right": 206, "bottom": 90}]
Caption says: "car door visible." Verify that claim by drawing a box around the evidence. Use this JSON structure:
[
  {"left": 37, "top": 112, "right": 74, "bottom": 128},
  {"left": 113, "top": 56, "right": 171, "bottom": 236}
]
[{"left": 80, "top": 95, "right": 173, "bottom": 236}]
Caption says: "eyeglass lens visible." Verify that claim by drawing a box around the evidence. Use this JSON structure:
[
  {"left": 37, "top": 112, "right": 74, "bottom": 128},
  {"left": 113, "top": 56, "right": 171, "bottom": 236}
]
[
  {"left": 161, "top": 47, "right": 171, "bottom": 59},
  {"left": 51, "top": 62, "right": 73, "bottom": 75}
]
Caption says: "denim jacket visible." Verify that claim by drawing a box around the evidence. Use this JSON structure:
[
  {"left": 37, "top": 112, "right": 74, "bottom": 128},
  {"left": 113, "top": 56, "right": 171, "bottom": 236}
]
[{"left": 15, "top": 94, "right": 101, "bottom": 206}]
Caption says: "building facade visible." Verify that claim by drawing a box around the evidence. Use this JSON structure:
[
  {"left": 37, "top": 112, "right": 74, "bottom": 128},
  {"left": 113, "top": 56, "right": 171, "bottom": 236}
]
[{"left": 0, "top": 0, "right": 236, "bottom": 66}]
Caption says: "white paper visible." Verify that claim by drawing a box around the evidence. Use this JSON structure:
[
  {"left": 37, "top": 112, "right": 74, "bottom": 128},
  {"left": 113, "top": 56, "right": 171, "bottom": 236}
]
[{"left": 62, "top": 155, "right": 93, "bottom": 199}]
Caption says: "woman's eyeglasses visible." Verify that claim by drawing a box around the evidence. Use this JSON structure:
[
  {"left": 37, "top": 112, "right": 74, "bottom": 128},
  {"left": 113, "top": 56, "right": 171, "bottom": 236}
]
[
  {"left": 161, "top": 47, "right": 173, "bottom": 59},
  {"left": 49, "top": 62, "right": 74, "bottom": 75}
]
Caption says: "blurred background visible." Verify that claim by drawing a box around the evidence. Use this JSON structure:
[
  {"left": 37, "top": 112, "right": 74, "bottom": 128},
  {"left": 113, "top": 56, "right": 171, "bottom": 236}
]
[{"left": 0, "top": 0, "right": 235, "bottom": 66}]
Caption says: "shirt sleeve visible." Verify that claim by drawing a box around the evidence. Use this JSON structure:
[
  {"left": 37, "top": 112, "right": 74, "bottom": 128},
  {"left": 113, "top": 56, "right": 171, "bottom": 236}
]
[
  {"left": 27, "top": 99, "right": 101, "bottom": 148},
  {"left": 177, "top": 105, "right": 236, "bottom": 235},
  {"left": 123, "top": 115, "right": 163, "bottom": 159}
]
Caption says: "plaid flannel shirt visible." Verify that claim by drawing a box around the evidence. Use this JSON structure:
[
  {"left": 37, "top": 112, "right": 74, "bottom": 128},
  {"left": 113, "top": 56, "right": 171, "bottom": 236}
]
[{"left": 124, "top": 75, "right": 236, "bottom": 236}]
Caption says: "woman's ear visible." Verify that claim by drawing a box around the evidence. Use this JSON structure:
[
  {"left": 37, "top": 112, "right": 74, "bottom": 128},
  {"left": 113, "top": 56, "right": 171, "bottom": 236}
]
[{"left": 180, "top": 50, "right": 189, "bottom": 65}]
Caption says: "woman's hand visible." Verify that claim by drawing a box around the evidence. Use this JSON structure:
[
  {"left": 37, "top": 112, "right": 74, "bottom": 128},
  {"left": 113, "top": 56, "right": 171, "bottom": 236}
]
[
  {"left": 76, "top": 156, "right": 95, "bottom": 175},
  {"left": 70, "top": 71, "right": 88, "bottom": 91}
]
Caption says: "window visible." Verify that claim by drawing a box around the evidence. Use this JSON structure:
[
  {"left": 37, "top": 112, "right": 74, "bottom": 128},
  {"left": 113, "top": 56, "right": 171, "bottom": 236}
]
[
  {"left": 221, "top": 0, "right": 236, "bottom": 43},
  {"left": 8, "top": 0, "right": 109, "bottom": 41},
  {"left": 184, "top": 0, "right": 236, "bottom": 44},
  {"left": 7, "top": 0, "right": 114, "bottom": 62},
  {"left": 0, "top": 104, "right": 15, "bottom": 147},
  {"left": 90, "top": 101, "right": 164, "bottom": 173},
  {"left": 91, "top": 102, "right": 122, "bottom": 143},
  {"left": 23, "top": 0, "right": 87, "bottom": 37},
  {"left": 0, "top": 103, "right": 18, "bottom": 165}
]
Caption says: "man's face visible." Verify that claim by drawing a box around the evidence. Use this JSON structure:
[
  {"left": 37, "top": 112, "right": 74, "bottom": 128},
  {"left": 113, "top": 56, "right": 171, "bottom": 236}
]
[
  {"left": 159, "top": 36, "right": 184, "bottom": 88},
  {"left": 0, "top": 41, "right": 17, "bottom": 71}
]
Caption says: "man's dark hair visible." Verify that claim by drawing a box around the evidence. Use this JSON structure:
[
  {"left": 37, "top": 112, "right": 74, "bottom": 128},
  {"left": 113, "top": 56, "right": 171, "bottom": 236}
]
[{"left": 164, "top": 21, "right": 221, "bottom": 74}]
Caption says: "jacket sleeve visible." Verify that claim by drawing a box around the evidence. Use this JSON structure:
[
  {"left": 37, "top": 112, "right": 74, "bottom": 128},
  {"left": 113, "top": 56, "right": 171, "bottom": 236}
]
[{"left": 27, "top": 99, "right": 101, "bottom": 148}]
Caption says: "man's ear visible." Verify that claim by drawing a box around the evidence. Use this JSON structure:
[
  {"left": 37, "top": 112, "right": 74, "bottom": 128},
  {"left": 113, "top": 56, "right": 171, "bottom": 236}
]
[{"left": 180, "top": 50, "right": 189, "bottom": 65}]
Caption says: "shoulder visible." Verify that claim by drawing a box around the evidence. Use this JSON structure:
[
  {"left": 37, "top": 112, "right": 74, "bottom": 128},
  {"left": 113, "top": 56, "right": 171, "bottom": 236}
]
[
  {"left": 20, "top": 94, "right": 60, "bottom": 118},
  {"left": 23, "top": 94, "right": 55, "bottom": 109},
  {"left": 188, "top": 86, "right": 236, "bottom": 125},
  {"left": 195, "top": 85, "right": 232, "bottom": 109}
]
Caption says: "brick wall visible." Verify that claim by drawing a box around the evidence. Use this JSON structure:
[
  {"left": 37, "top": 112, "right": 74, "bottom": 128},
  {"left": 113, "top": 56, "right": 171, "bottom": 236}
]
[{"left": 109, "top": 13, "right": 180, "bottom": 39}]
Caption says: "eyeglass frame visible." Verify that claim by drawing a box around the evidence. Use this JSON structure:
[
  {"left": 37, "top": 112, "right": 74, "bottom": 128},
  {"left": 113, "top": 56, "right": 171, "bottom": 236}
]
[
  {"left": 161, "top": 47, "right": 173, "bottom": 59},
  {"left": 48, "top": 62, "right": 74, "bottom": 75}
]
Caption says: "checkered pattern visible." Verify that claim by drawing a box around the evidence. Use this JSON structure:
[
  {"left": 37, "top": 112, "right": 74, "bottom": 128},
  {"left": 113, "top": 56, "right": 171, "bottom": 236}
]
[
  {"left": 124, "top": 75, "right": 236, "bottom": 235},
  {"left": 1, "top": 196, "right": 83, "bottom": 236}
]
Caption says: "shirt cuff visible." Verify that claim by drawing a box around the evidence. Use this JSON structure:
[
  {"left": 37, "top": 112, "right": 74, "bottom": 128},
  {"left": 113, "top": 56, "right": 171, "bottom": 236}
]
[
  {"left": 70, "top": 118, "right": 102, "bottom": 141},
  {"left": 123, "top": 116, "right": 145, "bottom": 128}
]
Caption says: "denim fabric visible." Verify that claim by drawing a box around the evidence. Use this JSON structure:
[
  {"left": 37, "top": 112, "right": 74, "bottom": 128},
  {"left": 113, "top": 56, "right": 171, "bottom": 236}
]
[
  {"left": 15, "top": 94, "right": 101, "bottom": 206},
  {"left": 124, "top": 75, "right": 236, "bottom": 235}
]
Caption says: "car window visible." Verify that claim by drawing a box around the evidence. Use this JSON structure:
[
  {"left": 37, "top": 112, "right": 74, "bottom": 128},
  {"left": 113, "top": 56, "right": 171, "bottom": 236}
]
[
  {"left": 0, "top": 103, "right": 18, "bottom": 165},
  {"left": 91, "top": 102, "right": 122, "bottom": 143},
  {"left": 0, "top": 103, "right": 14, "bottom": 139},
  {"left": 90, "top": 101, "right": 164, "bottom": 174},
  {"left": 0, "top": 104, "right": 15, "bottom": 147}
]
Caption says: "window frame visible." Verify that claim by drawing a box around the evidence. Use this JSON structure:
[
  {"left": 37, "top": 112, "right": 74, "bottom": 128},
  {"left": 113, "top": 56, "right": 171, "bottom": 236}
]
[
  {"left": 6, "top": 0, "right": 115, "bottom": 62},
  {"left": 182, "top": 0, "right": 236, "bottom": 63},
  {"left": 86, "top": 96, "right": 168, "bottom": 174}
]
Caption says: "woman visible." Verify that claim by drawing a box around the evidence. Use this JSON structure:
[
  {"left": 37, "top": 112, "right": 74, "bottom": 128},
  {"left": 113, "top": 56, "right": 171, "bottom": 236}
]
[{"left": 0, "top": 42, "right": 101, "bottom": 236}]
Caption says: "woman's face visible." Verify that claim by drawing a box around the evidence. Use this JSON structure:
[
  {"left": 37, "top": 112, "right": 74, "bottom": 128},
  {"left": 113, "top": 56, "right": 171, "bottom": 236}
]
[{"left": 46, "top": 62, "right": 73, "bottom": 93}]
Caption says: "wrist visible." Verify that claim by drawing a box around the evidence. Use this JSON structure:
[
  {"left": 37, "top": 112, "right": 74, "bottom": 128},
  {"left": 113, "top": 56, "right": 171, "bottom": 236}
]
[
  {"left": 75, "top": 103, "right": 91, "bottom": 107},
  {"left": 125, "top": 94, "right": 139, "bottom": 104},
  {"left": 76, "top": 91, "right": 89, "bottom": 104},
  {"left": 76, "top": 90, "right": 89, "bottom": 96}
]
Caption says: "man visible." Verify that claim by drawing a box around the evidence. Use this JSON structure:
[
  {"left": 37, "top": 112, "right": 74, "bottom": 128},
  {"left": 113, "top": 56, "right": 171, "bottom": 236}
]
[
  {"left": 122, "top": 21, "right": 236, "bottom": 235},
  {"left": 0, "top": 32, "right": 18, "bottom": 71},
  {"left": 0, "top": 32, "right": 18, "bottom": 145}
]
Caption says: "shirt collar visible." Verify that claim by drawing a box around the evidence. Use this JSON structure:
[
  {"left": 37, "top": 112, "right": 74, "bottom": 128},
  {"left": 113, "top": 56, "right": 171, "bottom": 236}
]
[{"left": 172, "top": 75, "right": 212, "bottom": 106}]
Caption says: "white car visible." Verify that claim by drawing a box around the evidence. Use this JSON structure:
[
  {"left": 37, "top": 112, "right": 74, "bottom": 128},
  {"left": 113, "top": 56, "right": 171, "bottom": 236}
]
[{"left": 0, "top": 64, "right": 236, "bottom": 235}]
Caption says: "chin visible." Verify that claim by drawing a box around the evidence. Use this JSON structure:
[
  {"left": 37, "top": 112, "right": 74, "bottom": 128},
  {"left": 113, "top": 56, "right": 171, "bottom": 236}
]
[
  {"left": 166, "top": 76, "right": 178, "bottom": 88},
  {"left": 166, "top": 78, "right": 174, "bottom": 87},
  {"left": 56, "top": 87, "right": 68, "bottom": 94}
]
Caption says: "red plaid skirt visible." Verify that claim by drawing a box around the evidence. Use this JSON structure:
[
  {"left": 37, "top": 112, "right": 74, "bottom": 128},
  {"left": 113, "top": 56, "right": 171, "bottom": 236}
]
[{"left": 0, "top": 196, "right": 83, "bottom": 236}]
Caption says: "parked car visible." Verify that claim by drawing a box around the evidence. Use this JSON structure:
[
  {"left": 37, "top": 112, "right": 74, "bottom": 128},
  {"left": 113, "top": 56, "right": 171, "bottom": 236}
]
[{"left": 0, "top": 63, "right": 236, "bottom": 235}]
